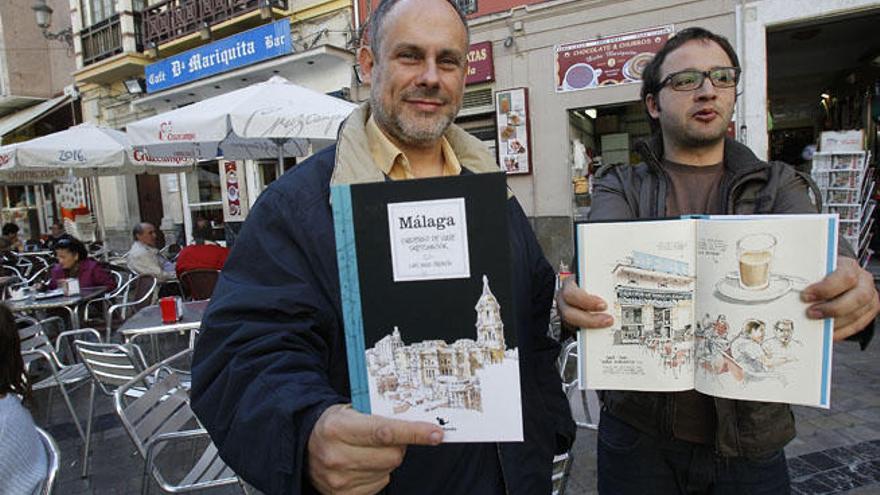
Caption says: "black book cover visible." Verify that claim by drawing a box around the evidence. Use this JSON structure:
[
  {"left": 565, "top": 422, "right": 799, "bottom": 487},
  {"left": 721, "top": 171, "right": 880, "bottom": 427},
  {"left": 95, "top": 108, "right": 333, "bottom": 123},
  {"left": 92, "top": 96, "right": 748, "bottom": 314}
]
[{"left": 332, "top": 172, "right": 523, "bottom": 442}]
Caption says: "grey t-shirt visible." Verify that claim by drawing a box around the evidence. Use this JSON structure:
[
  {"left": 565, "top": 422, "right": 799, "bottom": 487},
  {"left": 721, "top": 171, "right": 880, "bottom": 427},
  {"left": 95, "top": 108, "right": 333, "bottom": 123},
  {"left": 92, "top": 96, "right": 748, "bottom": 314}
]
[
  {"left": 663, "top": 159, "right": 724, "bottom": 444},
  {"left": 0, "top": 394, "right": 48, "bottom": 495}
]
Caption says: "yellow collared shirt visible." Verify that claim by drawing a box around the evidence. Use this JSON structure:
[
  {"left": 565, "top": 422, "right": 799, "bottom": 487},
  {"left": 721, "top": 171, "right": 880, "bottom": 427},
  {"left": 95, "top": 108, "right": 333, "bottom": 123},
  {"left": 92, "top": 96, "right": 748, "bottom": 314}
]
[{"left": 365, "top": 115, "right": 462, "bottom": 180}]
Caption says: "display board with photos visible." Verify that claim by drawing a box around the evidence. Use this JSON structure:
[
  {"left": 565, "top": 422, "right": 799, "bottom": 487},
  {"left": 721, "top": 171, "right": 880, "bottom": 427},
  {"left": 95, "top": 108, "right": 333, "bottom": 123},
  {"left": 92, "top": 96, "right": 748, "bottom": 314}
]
[{"left": 495, "top": 88, "right": 532, "bottom": 175}]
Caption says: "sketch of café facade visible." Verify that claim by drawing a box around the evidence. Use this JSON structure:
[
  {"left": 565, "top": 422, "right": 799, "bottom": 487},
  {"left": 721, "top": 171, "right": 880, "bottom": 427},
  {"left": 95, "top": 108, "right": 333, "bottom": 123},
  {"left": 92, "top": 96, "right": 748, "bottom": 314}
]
[
  {"left": 612, "top": 252, "right": 695, "bottom": 345},
  {"left": 365, "top": 276, "right": 508, "bottom": 414}
]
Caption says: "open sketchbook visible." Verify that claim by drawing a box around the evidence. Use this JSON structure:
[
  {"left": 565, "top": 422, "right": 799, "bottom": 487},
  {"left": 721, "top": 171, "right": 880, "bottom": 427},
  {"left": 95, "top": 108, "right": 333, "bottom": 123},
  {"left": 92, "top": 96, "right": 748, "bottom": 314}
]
[
  {"left": 331, "top": 173, "right": 523, "bottom": 442},
  {"left": 576, "top": 214, "right": 837, "bottom": 408}
]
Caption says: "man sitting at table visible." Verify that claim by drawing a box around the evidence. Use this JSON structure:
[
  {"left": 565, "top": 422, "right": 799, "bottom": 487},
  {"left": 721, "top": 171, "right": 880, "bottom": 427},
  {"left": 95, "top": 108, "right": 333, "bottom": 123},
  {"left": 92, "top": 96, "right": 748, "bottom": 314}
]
[
  {"left": 47, "top": 235, "right": 115, "bottom": 291},
  {"left": 175, "top": 219, "right": 229, "bottom": 279},
  {"left": 127, "top": 222, "right": 175, "bottom": 282},
  {"left": 0, "top": 223, "right": 23, "bottom": 253}
]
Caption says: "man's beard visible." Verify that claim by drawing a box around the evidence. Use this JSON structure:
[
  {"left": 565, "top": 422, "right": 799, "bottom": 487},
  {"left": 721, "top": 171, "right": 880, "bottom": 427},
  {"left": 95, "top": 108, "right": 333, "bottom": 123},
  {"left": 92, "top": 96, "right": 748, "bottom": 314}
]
[
  {"left": 675, "top": 109, "right": 733, "bottom": 149},
  {"left": 371, "top": 86, "right": 458, "bottom": 148}
]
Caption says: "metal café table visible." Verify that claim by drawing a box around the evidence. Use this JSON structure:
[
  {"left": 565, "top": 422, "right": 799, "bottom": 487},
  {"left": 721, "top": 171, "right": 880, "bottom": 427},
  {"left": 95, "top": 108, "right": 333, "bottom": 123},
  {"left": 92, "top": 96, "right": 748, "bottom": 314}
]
[
  {"left": 119, "top": 299, "right": 209, "bottom": 349},
  {"left": 6, "top": 286, "right": 107, "bottom": 329}
]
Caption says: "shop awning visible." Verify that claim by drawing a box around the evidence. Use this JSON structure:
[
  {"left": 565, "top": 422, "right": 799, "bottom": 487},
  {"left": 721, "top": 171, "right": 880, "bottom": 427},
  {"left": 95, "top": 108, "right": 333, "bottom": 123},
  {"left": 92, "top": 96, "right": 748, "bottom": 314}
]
[{"left": 0, "top": 94, "right": 71, "bottom": 144}]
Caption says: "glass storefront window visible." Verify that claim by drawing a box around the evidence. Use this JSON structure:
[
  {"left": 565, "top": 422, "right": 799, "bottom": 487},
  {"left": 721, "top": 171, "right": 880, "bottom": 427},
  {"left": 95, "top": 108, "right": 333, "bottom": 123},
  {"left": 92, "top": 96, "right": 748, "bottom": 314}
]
[
  {"left": 185, "top": 162, "right": 224, "bottom": 244},
  {"left": 1, "top": 184, "right": 55, "bottom": 242},
  {"left": 255, "top": 157, "right": 296, "bottom": 193}
]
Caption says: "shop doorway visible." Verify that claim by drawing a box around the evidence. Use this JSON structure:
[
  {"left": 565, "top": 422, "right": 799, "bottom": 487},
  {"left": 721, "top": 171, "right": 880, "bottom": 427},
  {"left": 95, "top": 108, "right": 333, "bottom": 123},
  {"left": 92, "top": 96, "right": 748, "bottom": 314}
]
[
  {"left": 136, "top": 174, "right": 164, "bottom": 244},
  {"left": 567, "top": 102, "right": 651, "bottom": 220},
  {"left": 767, "top": 10, "right": 880, "bottom": 257},
  {"left": 767, "top": 10, "right": 880, "bottom": 165}
]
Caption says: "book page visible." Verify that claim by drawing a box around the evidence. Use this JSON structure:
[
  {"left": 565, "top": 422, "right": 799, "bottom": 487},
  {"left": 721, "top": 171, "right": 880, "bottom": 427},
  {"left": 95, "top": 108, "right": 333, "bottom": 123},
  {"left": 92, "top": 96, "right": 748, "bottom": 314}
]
[
  {"left": 693, "top": 215, "right": 836, "bottom": 407},
  {"left": 577, "top": 219, "right": 696, "bottom": 392}
]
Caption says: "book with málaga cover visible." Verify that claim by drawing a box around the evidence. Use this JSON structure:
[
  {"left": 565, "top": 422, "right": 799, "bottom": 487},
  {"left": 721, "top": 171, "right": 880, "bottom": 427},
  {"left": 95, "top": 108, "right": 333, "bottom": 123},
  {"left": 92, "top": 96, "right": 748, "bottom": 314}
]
[{"left": 331, "top": 172, "right": 523, "bottom": 442}]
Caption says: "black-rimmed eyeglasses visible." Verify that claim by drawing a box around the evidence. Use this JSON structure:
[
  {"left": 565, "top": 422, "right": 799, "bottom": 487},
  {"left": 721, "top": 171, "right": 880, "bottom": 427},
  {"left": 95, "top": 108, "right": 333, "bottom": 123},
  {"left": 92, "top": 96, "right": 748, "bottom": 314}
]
[{"left": 659, "top": 67, "right": 740, "bottom": 91}]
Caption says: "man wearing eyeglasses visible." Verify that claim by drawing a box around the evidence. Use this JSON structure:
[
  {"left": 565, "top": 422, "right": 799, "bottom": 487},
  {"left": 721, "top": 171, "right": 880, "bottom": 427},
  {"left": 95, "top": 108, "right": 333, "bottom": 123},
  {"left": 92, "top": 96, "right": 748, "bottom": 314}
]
[{"left": 558, "top": 27, "right": 879, "bottom": 493}]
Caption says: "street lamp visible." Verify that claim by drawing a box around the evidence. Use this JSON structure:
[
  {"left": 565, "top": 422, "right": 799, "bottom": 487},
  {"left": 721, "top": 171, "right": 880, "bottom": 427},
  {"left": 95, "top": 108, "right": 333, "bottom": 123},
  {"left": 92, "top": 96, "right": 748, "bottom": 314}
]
[{"left": 32, "top": 0, "right": 73, "bottom": 48}]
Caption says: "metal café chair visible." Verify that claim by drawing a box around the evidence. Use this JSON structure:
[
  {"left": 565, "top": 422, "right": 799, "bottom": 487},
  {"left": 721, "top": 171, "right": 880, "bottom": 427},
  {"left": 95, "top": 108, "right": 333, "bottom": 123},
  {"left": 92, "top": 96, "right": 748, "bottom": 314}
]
[
  {"left": 35, "top": 427, "right": 60, "bottom": 495},
  {"left": 178, "top": 269, "right": 220, "bottom": 301},
  {"left": 73, "top": 340, "right": 150, "bottom": 478},
  {"left": 114, "top": 349, "right": 248, "bottom": 494},
  {"left": 557, "top": 338, "right": 600, "bottom": 430},
  {"left": 18, "top": 317, "right": 102, "bottom": 444},
  {"left": 89, "top": 274, "right": 157, "bottom": 342}
]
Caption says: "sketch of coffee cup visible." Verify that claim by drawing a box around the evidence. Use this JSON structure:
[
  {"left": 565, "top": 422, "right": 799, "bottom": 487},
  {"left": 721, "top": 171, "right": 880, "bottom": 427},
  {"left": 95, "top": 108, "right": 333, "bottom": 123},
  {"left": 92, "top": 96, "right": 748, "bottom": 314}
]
[
  {"left": 736, "top": 233, "right": 776, "bottom": 290},
  {"left": 562, "top": 63, "right": 602, "bottom": 90}
]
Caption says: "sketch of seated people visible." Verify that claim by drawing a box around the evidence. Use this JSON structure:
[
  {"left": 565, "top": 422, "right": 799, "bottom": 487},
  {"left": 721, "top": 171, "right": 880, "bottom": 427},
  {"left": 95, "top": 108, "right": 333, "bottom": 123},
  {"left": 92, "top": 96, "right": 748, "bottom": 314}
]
[
  {"left": 762, "top": 319, "right": 801, "bottom": 369},
  {"left": 729, "top": 319, "right": 786, "bottom": 385},
  {"left": 697, "top": 315, "right": 732, "bottom": 374}
]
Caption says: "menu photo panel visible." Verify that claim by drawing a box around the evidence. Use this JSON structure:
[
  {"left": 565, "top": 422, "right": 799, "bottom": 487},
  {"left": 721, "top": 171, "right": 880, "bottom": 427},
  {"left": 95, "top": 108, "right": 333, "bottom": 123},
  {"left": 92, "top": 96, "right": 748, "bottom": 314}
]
[{"left": 495, "top": 88, "right": 532, "bottom": 175}]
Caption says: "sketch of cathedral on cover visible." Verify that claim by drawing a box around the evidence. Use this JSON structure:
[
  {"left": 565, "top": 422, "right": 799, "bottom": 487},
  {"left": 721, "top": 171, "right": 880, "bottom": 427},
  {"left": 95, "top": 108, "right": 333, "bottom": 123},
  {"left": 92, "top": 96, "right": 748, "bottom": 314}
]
[
  {"left": 576, "top": 215, "right": 837, "bottom": 408},
  {"left": 365, "top": 275, "right": 522, "bottom": 441}
]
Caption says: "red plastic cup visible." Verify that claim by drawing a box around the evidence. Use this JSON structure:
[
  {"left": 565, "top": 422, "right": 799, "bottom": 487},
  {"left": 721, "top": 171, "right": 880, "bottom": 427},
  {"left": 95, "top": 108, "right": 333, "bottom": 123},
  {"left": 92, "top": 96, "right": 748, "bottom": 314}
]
[{"left": 160, "top": 296, "right": 178, "bottom": 324}]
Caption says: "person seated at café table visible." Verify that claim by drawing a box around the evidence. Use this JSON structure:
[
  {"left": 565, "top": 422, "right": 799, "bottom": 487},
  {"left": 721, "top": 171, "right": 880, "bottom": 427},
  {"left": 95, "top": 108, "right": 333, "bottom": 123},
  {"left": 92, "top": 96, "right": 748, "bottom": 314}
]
[
  {"left": 46, "top": 235, "right": 116, "bottom": 291},
  {"left": 43, "top": 222, "right": 65, "bottom": 251},
  {"left": 127, "top": 222, "right": 175, "bottom": 282},
  {"left": 0, "top": 223, "right": 24, "bottom": 253},
  {"left": 175, "top": 219, "right": 229, "bottom": 279}
]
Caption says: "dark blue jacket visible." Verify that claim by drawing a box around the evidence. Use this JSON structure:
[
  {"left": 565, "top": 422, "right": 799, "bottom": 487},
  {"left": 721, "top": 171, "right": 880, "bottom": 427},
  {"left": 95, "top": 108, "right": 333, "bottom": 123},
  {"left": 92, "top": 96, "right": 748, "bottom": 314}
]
[{"left": 191, "top": 107, "right": 575, "bottom": 494}]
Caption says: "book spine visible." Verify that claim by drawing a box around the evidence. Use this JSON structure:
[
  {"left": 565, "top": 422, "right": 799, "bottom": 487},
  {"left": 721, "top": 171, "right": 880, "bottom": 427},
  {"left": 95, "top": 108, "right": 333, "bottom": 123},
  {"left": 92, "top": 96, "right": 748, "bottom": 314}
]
[
  {"left": 819, "top": 216, "right": 838, "bottom": 408},
  {"left": 330, "top": 184, "right": 371, "bottom": 414}
]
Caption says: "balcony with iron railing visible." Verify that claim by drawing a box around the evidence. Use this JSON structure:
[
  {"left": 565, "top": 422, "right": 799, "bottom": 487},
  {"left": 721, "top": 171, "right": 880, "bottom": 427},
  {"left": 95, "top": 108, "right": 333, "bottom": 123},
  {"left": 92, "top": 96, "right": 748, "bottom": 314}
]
[
  {"left": 80, "top": 13, "right": 144, "bottom": 67},
  {"left": 142, "top": 0, "right": 288, "bottom": 47}
]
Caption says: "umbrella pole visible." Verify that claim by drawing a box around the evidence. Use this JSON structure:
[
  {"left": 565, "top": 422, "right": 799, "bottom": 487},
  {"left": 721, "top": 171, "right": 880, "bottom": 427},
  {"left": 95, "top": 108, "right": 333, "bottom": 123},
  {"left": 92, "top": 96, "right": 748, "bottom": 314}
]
[{"left": 91, "top": 176, "right": 108, "bottom": 259}]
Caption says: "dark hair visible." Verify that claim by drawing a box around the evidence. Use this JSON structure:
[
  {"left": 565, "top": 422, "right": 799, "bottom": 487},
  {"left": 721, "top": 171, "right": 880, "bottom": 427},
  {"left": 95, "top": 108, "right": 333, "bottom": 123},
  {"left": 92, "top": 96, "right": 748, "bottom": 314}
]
[
  {"left": 192, "top": 219, "right": 213, "bottom": 245},
  {"left": 640, "top": 27, "right": 740, "bottom": 134},
  {"left": 54, "top": 235, "right": 89, "bottom": 262},
  {"left": 2, "top": 223, "right": 19, "bottom": 237},
  {"left": 0, "top": 303, "right": 30, "bottom": 401},
  {"left": 367, "top": 0, "right": 469, "bottom": 57}
]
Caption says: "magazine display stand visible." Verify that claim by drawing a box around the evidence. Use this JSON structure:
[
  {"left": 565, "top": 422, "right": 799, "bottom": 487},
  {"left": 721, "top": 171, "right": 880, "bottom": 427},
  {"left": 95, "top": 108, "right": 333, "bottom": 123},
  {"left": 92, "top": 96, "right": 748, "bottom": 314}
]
[{"left": 811, "top": 150, "right": 875, "bottom": 267}]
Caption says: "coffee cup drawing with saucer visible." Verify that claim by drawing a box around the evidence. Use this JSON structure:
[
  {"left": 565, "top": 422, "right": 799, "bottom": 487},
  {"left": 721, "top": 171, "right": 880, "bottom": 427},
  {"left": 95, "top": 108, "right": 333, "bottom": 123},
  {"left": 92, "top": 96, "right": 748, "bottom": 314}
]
[
  {"left": 562, "top": 63, "right": 602, "bottom": 91},
  {"left": 714, "top": 233, "right": 807, "bottom": 304}
]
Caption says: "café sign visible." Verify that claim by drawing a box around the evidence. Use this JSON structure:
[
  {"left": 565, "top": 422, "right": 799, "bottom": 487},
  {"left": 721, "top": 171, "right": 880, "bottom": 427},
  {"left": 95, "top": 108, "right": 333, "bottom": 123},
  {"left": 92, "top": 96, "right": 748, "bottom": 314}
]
[
  {"left": 145, "top": 20, "right": 292, "bottom": 94},
  {"left": 555, "top": 25, "right": 674, "bottom": 92},
  {"left": 466, "top": 41, "right": 494, "bottom": 85}
]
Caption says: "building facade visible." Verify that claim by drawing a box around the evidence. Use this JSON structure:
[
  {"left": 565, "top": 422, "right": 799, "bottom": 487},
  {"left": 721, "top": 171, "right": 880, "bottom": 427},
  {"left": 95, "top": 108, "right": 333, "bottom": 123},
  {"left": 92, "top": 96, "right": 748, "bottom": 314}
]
[
  {"left": 0, "top": 0, "right": 79, "bottom": 241},
  {"left": 70, "top": 0, "right": 357, "bottom": 250}
]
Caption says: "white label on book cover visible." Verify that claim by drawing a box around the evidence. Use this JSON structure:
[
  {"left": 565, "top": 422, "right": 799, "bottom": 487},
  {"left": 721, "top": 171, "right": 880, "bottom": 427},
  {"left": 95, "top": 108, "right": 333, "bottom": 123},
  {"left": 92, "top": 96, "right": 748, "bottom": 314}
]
[{"left": 387, "top": 198, "right": 470, "bottom": 282}]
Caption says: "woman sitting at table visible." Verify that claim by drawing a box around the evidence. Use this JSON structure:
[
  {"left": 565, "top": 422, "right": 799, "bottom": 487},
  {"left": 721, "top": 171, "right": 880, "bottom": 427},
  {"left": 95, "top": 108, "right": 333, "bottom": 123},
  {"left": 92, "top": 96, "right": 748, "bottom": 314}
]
[{"left": 47, "top": 235, "right": 115, "bottom": 291}]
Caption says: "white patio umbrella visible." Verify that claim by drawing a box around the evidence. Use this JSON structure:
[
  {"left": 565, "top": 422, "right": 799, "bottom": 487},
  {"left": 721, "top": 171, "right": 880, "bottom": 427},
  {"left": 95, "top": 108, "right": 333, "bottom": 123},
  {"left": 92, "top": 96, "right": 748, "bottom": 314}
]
[
  {"left": 0, "top": 122, "right": 194, "bottom": 181},
  {"left": 126, "top": 75, "right": 358, "bottom": 164},
  {"left": 0, "top": 122, "right": 195, "bottom": 242}
]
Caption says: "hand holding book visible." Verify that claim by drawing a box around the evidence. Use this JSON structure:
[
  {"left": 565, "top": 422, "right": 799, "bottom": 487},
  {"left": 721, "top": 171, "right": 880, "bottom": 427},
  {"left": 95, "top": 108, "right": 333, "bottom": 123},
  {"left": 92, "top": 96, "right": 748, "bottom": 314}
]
[
  {"left": 556, "top": 277, "right": 613, "bottom": 329},
  {"left": 801, "top": 256, "right": 880, "bottom": 341},
  {"left": 308, "top": 404, "right": 443, "bottom": 493}
]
